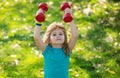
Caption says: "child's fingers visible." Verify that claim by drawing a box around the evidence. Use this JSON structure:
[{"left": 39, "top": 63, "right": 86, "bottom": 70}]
[
  {"left": 64, "top": 8, "right": 72, "bottom": 14},
  {"left": 36, "top": 9, "right": 44, "bottom": 15}
]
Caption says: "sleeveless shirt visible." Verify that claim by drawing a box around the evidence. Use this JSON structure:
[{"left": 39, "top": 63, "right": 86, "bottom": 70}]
[{"left": 42, "top": 45, "right": 70, "bottom": 78}]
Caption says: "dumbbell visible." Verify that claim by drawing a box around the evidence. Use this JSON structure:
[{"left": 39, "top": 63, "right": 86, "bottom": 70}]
[
  {"left": 61, "top": 2, "right": 73, "bottom": 22},
  {"left": 35, "top": 2, "right": 48, "bottom": 22}
]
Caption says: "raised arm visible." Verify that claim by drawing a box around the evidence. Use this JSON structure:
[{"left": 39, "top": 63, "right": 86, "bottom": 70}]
[
  {"left": 34, "top": 9, "right": 46, "bottom": 51},
  {"left": 34, "top": 2, "right": 48, "bottom": 51},
  {"left": 64, "top": 8, "right": 78, "bottom": 50},
  {"left": 34, "top": 26, "right": 46, "bottom": 51},
  {"left": 68, "top": 21, "right": 78, "bottom": 50}
]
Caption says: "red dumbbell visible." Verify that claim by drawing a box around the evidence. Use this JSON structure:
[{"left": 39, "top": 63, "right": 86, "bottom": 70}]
[
  {"left": 35, "top": 2, "right": 48, "bottom": 22},
  {"left": 61, "top": 2, "right": 73, "bottom": 22}
]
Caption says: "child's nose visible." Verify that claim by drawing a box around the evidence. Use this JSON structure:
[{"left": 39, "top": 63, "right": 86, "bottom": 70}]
[{"left": 56, "top": 35, "right": 60, "bottom": 38}]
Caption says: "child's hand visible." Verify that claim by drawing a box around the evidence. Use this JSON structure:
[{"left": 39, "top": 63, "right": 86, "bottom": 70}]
[
  {"left": 36, "top": 9, "right": 44, "bottom": 15},
  {"left": 64, "top": 8, "right": 72, "bottom": 14}
]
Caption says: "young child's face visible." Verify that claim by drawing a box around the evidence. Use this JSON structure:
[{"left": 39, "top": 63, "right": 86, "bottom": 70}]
[{"left": 50, "top": 28, "right": 65, "bottom": 45}]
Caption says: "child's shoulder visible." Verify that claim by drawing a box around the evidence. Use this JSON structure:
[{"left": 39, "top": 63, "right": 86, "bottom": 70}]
[{"left": 42, "top": 44, "right": 51, "bottom": 53}]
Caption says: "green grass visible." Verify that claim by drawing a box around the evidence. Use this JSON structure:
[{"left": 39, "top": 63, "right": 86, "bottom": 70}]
[{"left": 0, "top": 0, "right": 120, "bottom": 78}]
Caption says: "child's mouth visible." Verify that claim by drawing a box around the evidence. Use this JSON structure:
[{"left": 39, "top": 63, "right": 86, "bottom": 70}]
[{"left": 56, "top": 39, "right": 61, "bottom": 41}]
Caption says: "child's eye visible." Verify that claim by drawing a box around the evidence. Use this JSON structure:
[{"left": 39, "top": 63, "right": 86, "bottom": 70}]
[
  {"left": 59, "top": 33, "right": 63, "bottom": 35},
  {"left": 53, "top": 34, "right": 56, "bottom": 36}
]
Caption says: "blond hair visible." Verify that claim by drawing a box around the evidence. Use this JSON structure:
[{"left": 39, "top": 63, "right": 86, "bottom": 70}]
[{"left": 43, "top": 22, "right": 70, "bottom": 56}]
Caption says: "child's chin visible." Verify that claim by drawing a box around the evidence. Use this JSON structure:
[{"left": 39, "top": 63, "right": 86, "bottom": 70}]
[{"left": 54, "top": 42, "right": 64, "bottom": 45}]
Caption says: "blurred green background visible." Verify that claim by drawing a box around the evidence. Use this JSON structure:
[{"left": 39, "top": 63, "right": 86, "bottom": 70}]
[{"left": 0, "top": 0, "right": 120, "bottom": 78}]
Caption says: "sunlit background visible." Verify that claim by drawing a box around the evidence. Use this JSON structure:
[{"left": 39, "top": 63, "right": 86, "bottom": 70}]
[{"left": 0, "top": 0, "right": 120, "bottom": 78}]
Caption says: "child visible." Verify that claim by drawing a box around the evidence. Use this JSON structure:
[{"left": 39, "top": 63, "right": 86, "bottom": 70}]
[{"left": 34, "top": 8, "right": 78, "bottom": 78}]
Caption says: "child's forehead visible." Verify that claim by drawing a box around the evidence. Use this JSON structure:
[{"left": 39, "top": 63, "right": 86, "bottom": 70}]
[{"left": 52, "top": 28, "right": 64, "bottom": 33}]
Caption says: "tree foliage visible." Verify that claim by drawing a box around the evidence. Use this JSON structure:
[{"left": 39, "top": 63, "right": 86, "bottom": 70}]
[{"left": 0, "top": 0, "right": 120, "bottom": 78}]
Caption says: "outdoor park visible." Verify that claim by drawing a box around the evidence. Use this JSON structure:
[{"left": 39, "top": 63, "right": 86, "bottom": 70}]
[{"left": 0, "top": 0, "right": 120, "bottom": 78}]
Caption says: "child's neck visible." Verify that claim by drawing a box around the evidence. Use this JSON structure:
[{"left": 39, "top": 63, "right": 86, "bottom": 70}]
[{"left": 51, "top": 44, "right": 62, "bottom": 48}]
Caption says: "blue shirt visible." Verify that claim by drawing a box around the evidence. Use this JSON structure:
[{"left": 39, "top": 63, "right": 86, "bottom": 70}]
[{"left": 42, "top": 45, "right": 70, "bottom": 78}]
